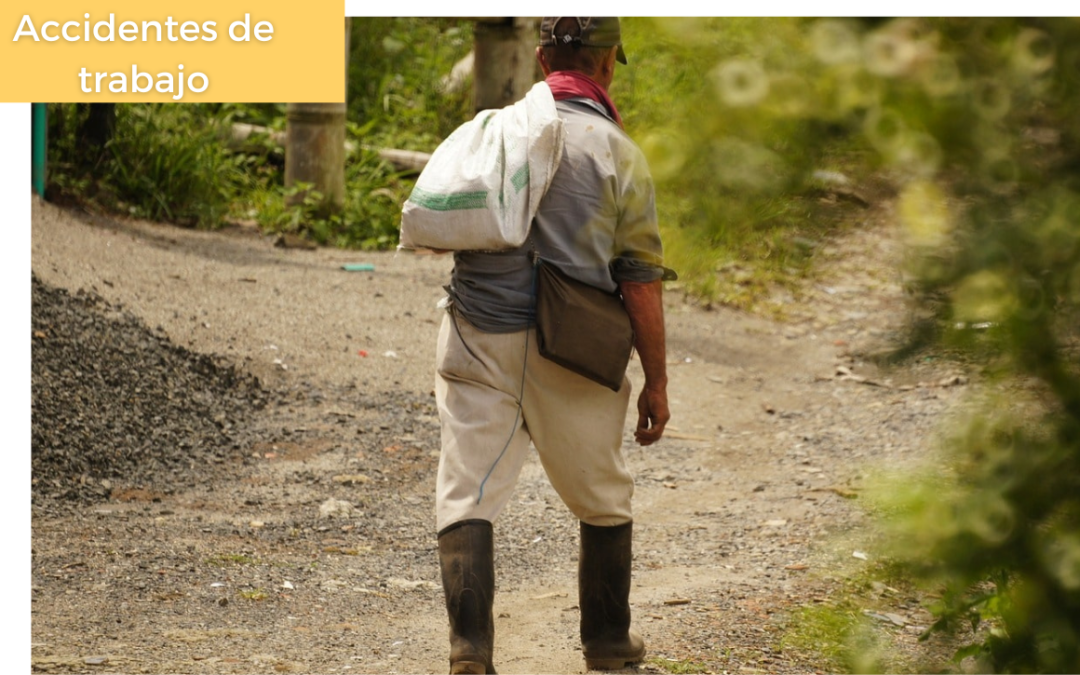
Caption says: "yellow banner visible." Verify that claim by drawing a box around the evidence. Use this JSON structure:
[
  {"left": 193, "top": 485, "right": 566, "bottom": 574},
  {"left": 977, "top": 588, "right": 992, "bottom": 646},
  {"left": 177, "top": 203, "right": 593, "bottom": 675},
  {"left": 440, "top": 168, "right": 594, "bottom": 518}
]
[{"left": 1, "top": 1, "right": 344, "bottom": 102}]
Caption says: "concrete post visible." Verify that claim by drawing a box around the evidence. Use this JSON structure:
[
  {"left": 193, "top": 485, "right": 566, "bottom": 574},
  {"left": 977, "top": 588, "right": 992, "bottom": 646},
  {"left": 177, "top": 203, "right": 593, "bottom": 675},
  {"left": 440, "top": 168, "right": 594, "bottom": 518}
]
[
  {"left": 472, "top": 17, "right": 539, "bottom": 113},
  {"left": 285, "top": 103, "right": 347, "bottom": 214},
  {"left": 282, "top": 19, "right": 350, "bottom": 216}
]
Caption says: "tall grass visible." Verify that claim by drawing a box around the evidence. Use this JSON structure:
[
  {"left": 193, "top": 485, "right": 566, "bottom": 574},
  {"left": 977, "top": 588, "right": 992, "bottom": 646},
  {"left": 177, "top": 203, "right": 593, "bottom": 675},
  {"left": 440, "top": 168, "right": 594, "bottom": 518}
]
[
  {"left": 348, "top": 18, "right": 473, "bottom": 147},
  {"left": 48, "top": 104, "right": 238, "bottom": 227}
]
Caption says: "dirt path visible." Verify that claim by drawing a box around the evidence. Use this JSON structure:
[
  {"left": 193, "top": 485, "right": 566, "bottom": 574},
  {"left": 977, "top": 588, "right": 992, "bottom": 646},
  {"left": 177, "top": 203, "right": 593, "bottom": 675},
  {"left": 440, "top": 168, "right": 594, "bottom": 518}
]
[{"left": 31, "top": 197, "right": 969, "bottom": 674}]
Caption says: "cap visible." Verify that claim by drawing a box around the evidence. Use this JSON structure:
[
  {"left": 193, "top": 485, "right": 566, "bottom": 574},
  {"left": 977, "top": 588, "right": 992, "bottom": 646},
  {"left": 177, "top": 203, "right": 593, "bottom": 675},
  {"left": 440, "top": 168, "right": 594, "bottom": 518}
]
[{"left": 539, "top": 17, "right": 628, "bottom": 65}]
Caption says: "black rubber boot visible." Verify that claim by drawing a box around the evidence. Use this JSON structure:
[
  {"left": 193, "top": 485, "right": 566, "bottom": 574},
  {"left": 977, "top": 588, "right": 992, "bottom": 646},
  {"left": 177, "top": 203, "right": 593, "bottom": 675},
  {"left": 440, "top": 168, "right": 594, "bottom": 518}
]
[
  {"left": 579, "top": 521, "right": 646, "bottom": 670},
  {"left": 438, "top": 519, "right": 497, "bottom": 675}
]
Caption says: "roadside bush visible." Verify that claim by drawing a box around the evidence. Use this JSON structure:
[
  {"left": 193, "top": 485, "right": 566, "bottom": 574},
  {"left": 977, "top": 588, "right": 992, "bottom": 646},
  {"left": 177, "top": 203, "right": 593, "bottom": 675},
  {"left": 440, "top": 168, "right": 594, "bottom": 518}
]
[
  {"left": 621, "top": 17, "right": 1080, "bottom": 672},
  {"left": 730, "top": 17, "right": 1080, "bottom": 673},
  {"left": 242, "top": 141, "right": 412, "bottom": 250},
  {"left": 348, "top": 17, "right": 473, "bottom": 148},
  {"left": 871, "top": 19, "right": 1080, "bottom": 674},
  {"left": 105, "top": 105, "right": 237, "bottom": 226},
  {"left": 47, "top": 103, "right": 239, "bottom": 227}
]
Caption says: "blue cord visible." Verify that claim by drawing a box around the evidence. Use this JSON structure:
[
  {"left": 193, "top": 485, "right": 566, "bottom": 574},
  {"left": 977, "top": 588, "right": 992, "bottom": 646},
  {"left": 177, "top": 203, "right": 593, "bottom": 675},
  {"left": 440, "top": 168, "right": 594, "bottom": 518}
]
[
  {"left": 476, "top": 255, "right": 539, "bottom": 505},
  {"left": 475, "top": 326, "right": 530, "bottom": 505}
]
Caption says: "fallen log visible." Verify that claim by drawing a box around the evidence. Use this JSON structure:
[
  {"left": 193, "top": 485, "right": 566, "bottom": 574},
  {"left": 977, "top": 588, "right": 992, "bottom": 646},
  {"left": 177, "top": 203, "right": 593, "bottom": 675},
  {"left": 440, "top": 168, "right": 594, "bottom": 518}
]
[
  {"left": 227, "top": 123, "right": 431, "bottom": 173},
  {"left": 228, "top": 122, "right": 285, "bottom": 151},
  {"left": 369, "top": 148, "right": 431, "bottom": 173},
  {"left": 440, "top": 51, "right": 474, "bottom": 94}
]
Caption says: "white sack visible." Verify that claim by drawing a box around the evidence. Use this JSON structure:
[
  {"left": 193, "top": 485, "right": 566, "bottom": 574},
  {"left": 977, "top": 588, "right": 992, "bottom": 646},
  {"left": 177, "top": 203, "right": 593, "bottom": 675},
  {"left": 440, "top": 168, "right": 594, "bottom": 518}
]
[{"left": 399, "top": 81, "right": 564, "bottom": 251}]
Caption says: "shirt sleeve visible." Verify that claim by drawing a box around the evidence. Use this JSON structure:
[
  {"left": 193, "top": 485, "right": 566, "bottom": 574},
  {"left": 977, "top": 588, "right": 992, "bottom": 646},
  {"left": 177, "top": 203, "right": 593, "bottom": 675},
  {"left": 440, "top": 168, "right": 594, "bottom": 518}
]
[{"left": 610, "top": 142, "right": 677, "bottom": 284}]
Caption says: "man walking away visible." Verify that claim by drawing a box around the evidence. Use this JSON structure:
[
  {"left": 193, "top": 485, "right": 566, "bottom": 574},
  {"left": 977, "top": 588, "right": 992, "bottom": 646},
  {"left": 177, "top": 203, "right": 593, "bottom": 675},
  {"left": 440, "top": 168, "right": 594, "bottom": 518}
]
[{"left": 433, "top": 17, "right": 673, "bottom": 674}]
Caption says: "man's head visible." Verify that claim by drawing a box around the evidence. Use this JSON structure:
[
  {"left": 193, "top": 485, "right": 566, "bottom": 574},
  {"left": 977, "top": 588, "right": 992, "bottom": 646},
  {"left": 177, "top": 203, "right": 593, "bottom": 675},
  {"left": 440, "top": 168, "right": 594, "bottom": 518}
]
[{"left": 537, "top": 17, "right": 626, "bottom": 89}]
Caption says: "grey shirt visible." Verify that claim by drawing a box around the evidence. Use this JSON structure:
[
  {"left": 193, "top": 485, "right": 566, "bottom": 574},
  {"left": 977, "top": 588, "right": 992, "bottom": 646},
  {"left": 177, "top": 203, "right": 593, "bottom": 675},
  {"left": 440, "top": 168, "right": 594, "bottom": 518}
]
[{"left": 448, "top": 98, "right": 669, "bottom": 333}]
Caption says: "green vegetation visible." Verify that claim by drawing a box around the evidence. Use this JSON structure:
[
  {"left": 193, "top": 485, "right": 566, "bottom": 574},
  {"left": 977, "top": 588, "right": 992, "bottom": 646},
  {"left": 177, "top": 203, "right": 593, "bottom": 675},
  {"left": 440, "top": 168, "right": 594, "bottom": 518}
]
[
  {"left": 48, "top": 103, "right": 236, "bottom": 227},
  {"left": 47, "top": 18, "right": 472, "bottom": 248},
  {"left": 779, "top": 559, "right": 956, "bottom": 674},
  {"left": 347, "top": 18, "right": 473, "bottom": 148},
  {"left": 615, "top": 17, "right": 1080, "bottom": 672},
  {"left": 206, "top": 553, "right": 260, "bottom": 567},
  {"left": 849, "top": 19, "right": 1080, "bottom": 674},
  {"left": 781, "top": 603, "right": 863, "bottom": 670},
  {"left": 46, "top": 18, "right": 867, "bottom": 299},
  {"left": 618, "top": 18, "right": 872, "bottom": 307},
  {"left": 238, "top": 587, "right": 269, "bottom": 601},
  {"left": 646, "top": 656, "right": 710, "bottom": 674},
  {"left": 627, "top": 17, "right": 1080, "bottom": 672}
]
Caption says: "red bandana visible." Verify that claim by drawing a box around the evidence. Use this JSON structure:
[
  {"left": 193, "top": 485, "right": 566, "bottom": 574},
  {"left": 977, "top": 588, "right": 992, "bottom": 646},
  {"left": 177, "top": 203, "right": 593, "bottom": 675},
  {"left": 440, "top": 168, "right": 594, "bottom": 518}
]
[{"left": 545, "top": 70, "right": 623, "bottom": 129}]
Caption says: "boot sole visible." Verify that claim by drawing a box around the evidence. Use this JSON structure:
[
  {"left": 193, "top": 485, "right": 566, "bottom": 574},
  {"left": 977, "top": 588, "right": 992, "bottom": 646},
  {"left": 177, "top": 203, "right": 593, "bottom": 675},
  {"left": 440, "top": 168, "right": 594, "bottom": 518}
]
[
  {"left": 584, "top": 648, "right": 646, "bottom": 671},
  {"left": 450, "top": 660, "right": 492, "bottom": 674}
]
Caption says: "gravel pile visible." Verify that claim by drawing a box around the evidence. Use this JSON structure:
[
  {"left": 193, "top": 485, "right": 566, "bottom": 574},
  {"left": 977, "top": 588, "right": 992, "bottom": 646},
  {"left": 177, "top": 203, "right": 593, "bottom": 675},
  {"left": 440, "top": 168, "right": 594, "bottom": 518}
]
[{"left": 31, "top": 275, "right": 271, "bottom": 505}]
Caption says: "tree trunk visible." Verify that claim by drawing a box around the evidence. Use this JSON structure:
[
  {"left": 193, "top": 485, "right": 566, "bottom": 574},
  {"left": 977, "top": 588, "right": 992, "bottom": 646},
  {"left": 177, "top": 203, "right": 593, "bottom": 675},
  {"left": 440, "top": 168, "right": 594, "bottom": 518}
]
[
  {"left": 472, "top": 18, "right": 539, "bottom": 113},
  {"left": 78, "top": 103, "right": 115, "bottom": 164}
]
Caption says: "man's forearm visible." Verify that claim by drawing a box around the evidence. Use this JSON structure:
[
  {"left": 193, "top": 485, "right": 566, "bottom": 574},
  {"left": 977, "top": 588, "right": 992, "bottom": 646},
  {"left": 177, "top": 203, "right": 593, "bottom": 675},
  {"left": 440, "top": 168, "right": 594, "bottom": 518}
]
[{"left": 619, "top": 279, "right": 667, "bottom": 388}]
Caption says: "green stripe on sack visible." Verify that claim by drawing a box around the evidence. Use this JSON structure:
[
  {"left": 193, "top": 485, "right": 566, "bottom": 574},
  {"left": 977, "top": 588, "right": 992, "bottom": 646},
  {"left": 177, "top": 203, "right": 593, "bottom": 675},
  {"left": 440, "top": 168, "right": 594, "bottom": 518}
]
[
  {"left": 408, "top": 187, "right": 488, "bottom": 211},
  {"left": 510, "top": 163, "right": 529, "bottom": 192}
]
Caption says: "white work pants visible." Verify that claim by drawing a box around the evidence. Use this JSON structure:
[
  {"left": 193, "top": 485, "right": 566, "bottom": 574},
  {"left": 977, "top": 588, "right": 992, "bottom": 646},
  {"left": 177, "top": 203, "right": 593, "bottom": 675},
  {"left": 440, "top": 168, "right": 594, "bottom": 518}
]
[{"left": 434, "top": 311, "right": 634, "bottom": 533}]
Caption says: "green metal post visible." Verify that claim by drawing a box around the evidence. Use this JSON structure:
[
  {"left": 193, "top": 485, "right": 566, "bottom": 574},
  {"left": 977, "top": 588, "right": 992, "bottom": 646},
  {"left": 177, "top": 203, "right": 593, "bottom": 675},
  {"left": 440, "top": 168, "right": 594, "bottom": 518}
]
[{"left": 31, "top": 103, "right": 46, "bottom": 197}]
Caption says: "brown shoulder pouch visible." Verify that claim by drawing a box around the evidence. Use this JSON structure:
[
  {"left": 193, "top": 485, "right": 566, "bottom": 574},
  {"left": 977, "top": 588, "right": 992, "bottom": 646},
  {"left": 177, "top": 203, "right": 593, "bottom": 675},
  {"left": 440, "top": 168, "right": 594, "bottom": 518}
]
[{"left": 533, "top": 257, "right": 634, "bottom": 392}]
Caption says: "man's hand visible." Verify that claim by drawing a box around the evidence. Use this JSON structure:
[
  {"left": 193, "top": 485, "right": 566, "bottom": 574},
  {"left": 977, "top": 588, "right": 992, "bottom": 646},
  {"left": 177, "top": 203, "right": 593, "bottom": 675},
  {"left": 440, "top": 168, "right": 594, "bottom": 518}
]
[
  {"left": 635, "top": 383, "right": 670, "bottom": 445},
  {"left": 620, "top": 278, "right": 669, "bottom": 446}
]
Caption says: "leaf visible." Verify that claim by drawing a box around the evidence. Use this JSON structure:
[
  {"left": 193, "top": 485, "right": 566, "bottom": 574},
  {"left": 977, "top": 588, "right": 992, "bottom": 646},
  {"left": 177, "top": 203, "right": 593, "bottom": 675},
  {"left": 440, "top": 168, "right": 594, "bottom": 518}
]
[
  {"left": 951, "top": 642, "right": 985, "bottom": 664},
  {"left": 920, "top": 616, "right": 951, "bottom": 641}
]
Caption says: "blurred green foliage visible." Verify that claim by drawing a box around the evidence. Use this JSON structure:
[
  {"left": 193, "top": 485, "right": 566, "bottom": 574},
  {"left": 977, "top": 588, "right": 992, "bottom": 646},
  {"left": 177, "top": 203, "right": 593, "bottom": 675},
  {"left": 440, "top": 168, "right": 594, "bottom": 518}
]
[
  {"left": 621, "top": 16, "right": 1080, "bottom": 673},
  {"left": 882, "top": 19, "right": 1080, "bottom": 673},
  {"left": 617, "top": 18, "right": 873, "bottom": 306},
  {"left": 694, "top": 17, "right": 1080, "bottom": 673}
]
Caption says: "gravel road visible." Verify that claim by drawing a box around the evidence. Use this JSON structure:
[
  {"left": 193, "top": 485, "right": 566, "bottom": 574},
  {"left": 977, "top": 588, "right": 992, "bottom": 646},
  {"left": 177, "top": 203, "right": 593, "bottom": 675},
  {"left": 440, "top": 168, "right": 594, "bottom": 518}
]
[{"left": 31, "top": 197, "right": 970, "bottom": 674}]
